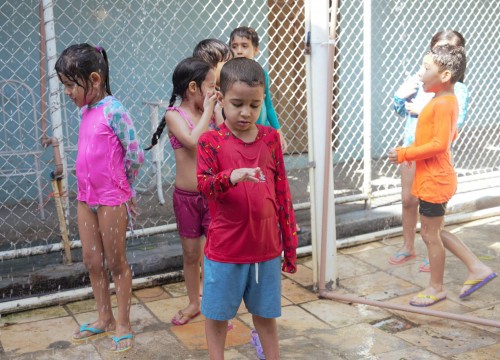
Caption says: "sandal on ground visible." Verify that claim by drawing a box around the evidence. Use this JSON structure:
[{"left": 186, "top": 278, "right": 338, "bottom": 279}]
[
  {"left": 72, "top": 323, "right": 112, "bottom": 343},
  {"left": 250, "top": 330, "right": 265, "bottom": 360},
  {"left": 110, "top": 333, "right": 133, "bottom": 353},
  {"left": 409, "top": 293, "right": 446, "bottom": 307},
  {"left": 419, "top": 258, "right": 430, "bottom": 272},
  {"left": 388, "top": 251, "right": 416, "bottom": 265},
  {"left": 459, "top": 272, "right": 497, "bottom": 299},
  {"left": 171, "top": 310, "right": 200, "bottom": 326}
]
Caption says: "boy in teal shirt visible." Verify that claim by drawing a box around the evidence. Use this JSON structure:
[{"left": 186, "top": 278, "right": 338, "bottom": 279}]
[{"left": 229, "top": 26, "right": 288, "bottom": 152}]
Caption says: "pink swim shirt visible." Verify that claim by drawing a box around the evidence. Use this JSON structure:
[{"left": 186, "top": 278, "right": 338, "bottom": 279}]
[{"left": 76, "top": 96, "right": 144, "bottom": 206}]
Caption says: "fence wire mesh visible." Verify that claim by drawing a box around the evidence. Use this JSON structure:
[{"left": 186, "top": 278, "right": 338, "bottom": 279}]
[{"left": 0, "top": 0, "right": 498, "bottom": 253}]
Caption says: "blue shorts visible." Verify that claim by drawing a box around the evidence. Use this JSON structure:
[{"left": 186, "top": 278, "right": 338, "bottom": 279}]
[{"left": 201, "top": 256, "right": 282, "bottom": 321}]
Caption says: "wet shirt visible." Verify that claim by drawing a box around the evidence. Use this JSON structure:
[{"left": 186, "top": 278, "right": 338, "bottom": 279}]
[
  {"left": 394, "top": 82, "right": 468, "bottom": 146},
  {"left": 396, "top": 95, "right": 458, "bottom": 203},
  {"left": 197, "top": 123, "right": 297, "bottom": 273},
  {"left": 76, "top": 96, "right": 144, "bottom": 206}
]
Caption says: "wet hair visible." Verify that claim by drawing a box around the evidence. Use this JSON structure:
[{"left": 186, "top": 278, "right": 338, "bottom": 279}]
[
  {"left": 430, "top": 30, "right": 466, "bottom": 82},
  {"left": 428, "top": 45, "right": 466, "bottom": 84},
  {"left": 146, "top": 57, "right": 211, "bottom": 150},
  {"left": 55, "top": 43, "right": 111, "bottom": 97},
  {"left": 219, "top": 58, "right": 265, "bottom": 95},
  {"left": 192, "top": 39, "right": 233, "bottom": 68},
  {"left": 229, "top": 26, "right": 259, "bottom": 48}
]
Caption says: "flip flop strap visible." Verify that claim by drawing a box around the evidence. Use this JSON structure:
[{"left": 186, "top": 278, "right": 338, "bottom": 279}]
[
  {"left": 112, "top": 334, "right": 133, "bottom": 345},
  {"left": 416, "top": 293, "right": 439, "bottom": 301},
  {"left": 463, "top": 279, "right": 482, "bottom": 285},
  {"left": 394, "top": 251, "right": 411, "bottom": 258},
  {"left": 79, "top": 323, "right": 105, "bottom": 334}
]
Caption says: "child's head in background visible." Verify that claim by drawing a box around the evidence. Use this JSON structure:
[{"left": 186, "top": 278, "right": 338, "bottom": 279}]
[
  {"left": 419, "top": 45, "right": 466, "bottom": 94},
  {"left": 55, "top": 43, "right": 111, "bottom": 108},
  {"left": 219, "top": 58, "right": 265, "bottom": 135},
  {"left": 430, "top": 30, "right": 466, "bottom": 83},
  {"left": 229, "top": 26, "right": 259, "bottom": 60},
  {"left": 430, "top": 30, "right": 465, "bottom": 49},
  {"left": 193, "top": 39, "right": 233, "bottom": 88}
]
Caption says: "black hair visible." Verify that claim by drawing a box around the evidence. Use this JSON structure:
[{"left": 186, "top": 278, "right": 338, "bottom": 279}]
[
  {"left": 219, "top": 58, "right": 265, "bottom": 95},
  {"left": 146, "top": 57, "right": 211, "bottom": 150},
  {"left": 55, "top": 43, "right": 111, "bottom": 97},
  {"left": 430, "top": 30, "right": 466, "bottom": 82},
  {"left": 428, "top": 44, "right": 466, "bottom": 84},
  {"left": 430, "top": 30, "right": 466, "bottom": 49},
  {"left": 229, "top": 26, "right": 259, "bottom": 48},
  {"left": 192, "top": 39, "right": 233, "bottom": 68}
]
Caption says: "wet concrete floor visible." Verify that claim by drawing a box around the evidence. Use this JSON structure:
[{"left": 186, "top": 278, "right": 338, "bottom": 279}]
[{"left": 0, "top": 216, "right": 499, "bottom": 359}]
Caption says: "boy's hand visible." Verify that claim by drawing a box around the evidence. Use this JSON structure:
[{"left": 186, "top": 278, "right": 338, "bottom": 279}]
[
  {"left": 405, "top": 101, "right": 421, "bottom": 116},
  {"left": 387, "top": 148, "right": 399, "bottom": 164},
  {"left": 277, "top": 129, "right": 288, "bottom": 153},
  {"left": 230, "top": 167, "right": 263, "bottom": 184},
  {"left": 395, "top": 73, "right": 419, "bottom": 99}
]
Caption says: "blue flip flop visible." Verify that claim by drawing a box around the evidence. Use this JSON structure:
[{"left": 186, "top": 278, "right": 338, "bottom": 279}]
[
  {"left": 111, "top": 333, "right": 134, "bottom": 353},
  {"left": 72, "top": 323, "right": 111, "bottom": 343},
  {"left": 459, "top": 272, "right": 497, "bottom": 299}
]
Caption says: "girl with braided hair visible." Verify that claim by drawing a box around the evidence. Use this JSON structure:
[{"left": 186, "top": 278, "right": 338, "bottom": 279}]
[{"left": 146, "top": 57, "right": 219, "bottom": 325}]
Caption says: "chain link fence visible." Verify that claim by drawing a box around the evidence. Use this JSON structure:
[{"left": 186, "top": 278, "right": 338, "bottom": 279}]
[{"left": 1, "top": 0, "right": 499, "bottom": 254}]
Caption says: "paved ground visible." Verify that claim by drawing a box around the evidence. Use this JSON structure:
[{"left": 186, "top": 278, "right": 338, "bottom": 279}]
[{"left": 0, "top": 216, "right": 499, "bottom": 359}]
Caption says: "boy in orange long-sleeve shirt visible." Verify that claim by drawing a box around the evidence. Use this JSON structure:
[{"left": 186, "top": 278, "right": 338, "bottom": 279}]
[{"left": 388, "top": 45, "right": 496, "bottom": 307}]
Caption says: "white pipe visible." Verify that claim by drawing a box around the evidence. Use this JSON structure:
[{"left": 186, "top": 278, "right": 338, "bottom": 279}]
[
  {"left": 3, "top": 200, "right": 499, "bottom": 261},
  {"left": 0, "top": 271, "right": 183, "bottom": 315},
  {"left": 43, "top": 0, "right": 69, "bottom": 220},
  {"left": 304, "top": 0, "right": 318, "bottom": 287},
  {"left": 0, "top": 199, "right": 309, "bottom": 260},
  {"left": 2, "top": 209, "right": 499, "bottom": 314},
  {"left": 362, "top": 0, "right": 372, "bottom": 207},
  {"left": 296, "top": 206, "right": 500, "bottom": 256},
  {"left": 0, "top": 223, "right": 177, "bottom": 261},
  {"left": 373, "top": 176, "right": 500, "bottom": 198}
]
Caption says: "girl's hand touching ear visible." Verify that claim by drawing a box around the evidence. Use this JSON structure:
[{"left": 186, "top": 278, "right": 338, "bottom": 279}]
[{"left": 203, "top": 90, "right": 218, "bottom": 112}]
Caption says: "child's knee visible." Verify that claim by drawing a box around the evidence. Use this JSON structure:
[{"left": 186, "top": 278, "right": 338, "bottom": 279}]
[
  {"left": 402, "top": 194, "right": 418, "bottom": 209},
  {"left": 107, "top": 258, "right": 130, "bottom": 276},
  {"left": 82, "top": 251, "right": 104, "bottom": 272}
]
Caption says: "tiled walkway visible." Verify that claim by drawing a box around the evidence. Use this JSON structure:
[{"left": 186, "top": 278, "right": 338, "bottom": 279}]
[{"left": 1, "top": 216, "right": 499, "bottom": 359}]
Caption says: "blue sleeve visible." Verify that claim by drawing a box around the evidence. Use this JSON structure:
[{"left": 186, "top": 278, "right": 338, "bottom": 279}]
[
  {"left": 263, "top": 70, "right": 281, "bottom": 129},
  {"left": 393, "top": 95, "right": 407, "bottom": 117},
  {"left": 455, "top": 82, "right": 468, "bottom": 129}
]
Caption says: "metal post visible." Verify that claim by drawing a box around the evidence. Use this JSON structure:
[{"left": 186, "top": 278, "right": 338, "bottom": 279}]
[
  {"left": 309, "top": 0, "right": 337, "bottom": 291},
  {"left": 363, "top": 0, "right": 373, "bottom": 208},
  {"left": 43, "top": 0, "right": 69, "bottom": 220}
]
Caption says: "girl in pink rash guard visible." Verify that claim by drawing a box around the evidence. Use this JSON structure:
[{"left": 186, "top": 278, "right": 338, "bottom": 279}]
[{"left": 56, "top": 43, "right": 144, "bottom": 353}]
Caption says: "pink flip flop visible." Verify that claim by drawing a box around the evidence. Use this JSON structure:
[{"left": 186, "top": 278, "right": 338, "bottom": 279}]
[{"left": 171, "top": 310, "right": 200, "bottom": 326}]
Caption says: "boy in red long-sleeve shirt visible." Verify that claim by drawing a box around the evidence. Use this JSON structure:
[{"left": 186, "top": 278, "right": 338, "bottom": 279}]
[
  {"left": 197, "top": 57, "right": 297, "bottom": 359},
  {"left": 388, "top": 45, "right": 496, "bottom": 307}
]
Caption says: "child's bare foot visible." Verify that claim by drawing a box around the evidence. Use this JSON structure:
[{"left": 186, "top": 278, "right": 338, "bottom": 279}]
[
  {"left": 409, "top": 287, "right": 447, "bottom": 307},
  {"left": 72, "top": 319, "right": 115, "bottom": 342},
  {"left": 110, "top": 323, "right": 133, "bottom": 352}
]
